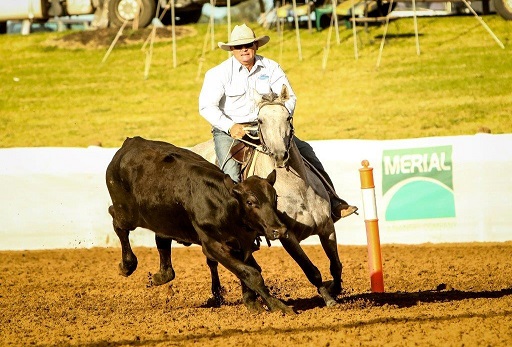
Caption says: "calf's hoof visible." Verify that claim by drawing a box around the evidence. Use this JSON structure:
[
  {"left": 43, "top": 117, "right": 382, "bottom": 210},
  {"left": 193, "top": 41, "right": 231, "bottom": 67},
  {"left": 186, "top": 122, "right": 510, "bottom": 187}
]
[
  {"left": 152, "top": 269, "right": 175, "bottom": 286},
  {"left": 244, "top": 300, "right": 266, "bottom": 314},
  {"left": 118, "top": 260, "right": 137, "bottom": 277},
  {"left": 266, "top": 298, "right": 296, "bottom": 315}
]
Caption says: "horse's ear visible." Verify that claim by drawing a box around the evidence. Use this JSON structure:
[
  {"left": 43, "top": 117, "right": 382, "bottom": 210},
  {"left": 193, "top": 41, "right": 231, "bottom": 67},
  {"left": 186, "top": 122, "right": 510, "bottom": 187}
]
[
  {"left": 280, "top": 85, "right": 289, "bottom": 102},
  {"left": 253, "top": 88, "right": 263, "bottom": 105},
  {"left": 266, "top": 169, "right": 277, "bottom": 186}
]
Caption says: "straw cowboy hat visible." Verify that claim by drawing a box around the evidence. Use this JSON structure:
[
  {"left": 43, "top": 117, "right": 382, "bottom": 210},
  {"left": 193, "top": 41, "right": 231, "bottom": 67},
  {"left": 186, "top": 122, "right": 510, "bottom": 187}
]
[{"left": 218, "top": 24, "right": 270, "bottom": 51}]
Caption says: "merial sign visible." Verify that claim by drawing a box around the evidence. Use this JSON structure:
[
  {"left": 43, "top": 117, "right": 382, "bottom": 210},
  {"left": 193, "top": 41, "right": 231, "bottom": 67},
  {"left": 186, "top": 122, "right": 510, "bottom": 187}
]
[
  {"left": 383, "top": 152, "right": 451, "bottom": 175},
  {"left": 382, "top": 146, "right": 455, "bottom": 221}
]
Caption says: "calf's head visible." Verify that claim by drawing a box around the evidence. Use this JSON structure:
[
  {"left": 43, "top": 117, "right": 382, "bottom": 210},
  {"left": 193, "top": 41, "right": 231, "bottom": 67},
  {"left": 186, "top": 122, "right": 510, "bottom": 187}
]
[{"left": 226, "top": 170, "right": 287, "bottom": 241}]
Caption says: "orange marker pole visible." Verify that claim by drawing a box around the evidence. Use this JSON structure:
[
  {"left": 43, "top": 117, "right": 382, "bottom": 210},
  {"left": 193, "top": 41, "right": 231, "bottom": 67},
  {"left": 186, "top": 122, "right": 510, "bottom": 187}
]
[{"left": 359, "top": 160, "right": 384, "bottom": 293}]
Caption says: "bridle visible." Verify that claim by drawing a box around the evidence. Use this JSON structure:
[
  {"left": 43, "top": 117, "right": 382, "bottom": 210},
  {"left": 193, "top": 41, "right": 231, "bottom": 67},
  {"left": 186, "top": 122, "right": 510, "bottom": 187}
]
[{"left": 239, "top": 100, "right": 294, "bottom": 158}]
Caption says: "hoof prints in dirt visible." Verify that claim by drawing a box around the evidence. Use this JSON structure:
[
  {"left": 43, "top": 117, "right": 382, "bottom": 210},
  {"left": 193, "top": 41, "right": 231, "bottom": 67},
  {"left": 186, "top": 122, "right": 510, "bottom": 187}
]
[{"left": 1, "top": 243, "right": 511, "bottom": 346}]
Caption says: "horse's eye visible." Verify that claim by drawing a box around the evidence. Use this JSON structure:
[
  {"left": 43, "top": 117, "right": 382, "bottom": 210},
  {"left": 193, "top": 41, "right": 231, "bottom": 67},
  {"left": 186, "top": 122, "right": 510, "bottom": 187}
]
[{"left": 287, "top": 116, "right": 293, "bottom": 122}]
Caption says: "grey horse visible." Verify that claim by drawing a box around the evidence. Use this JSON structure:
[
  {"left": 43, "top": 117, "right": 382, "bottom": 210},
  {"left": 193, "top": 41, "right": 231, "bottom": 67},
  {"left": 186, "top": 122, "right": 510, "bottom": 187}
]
[{"left": 192, "top": 85, "right": 343, "bottom": 307}]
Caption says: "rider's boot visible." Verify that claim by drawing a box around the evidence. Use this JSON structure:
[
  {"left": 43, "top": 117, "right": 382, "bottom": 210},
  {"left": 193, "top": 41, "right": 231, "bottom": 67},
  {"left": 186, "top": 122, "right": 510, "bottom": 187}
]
[{"left": 329, "top": 192, "right": 358, "bottom": 223}]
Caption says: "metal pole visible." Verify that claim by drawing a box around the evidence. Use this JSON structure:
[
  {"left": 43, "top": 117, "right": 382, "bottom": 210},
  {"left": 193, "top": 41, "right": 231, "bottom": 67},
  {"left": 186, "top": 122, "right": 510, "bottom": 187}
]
[
  {"left": 291, "top": 0, "right": 303, "bottom": 61},
  {"left": 461, "top": 0, "right": 505, "bottom": 49}
]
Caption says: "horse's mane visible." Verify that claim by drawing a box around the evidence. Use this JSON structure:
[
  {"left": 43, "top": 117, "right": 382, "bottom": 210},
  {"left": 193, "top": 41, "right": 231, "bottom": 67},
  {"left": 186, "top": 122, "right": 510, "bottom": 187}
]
[
  {"left": 260, "top": 92, "right": 279, "bottom": 104},
  {"left": 257, "top": 91, "right": 289, "bottom": 112}
]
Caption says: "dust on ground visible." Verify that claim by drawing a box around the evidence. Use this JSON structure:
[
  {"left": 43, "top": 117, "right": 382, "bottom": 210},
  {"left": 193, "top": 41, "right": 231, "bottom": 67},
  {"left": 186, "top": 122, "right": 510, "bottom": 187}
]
[{"left": 1, "top": 242, "right": 511, "bottom": 346}]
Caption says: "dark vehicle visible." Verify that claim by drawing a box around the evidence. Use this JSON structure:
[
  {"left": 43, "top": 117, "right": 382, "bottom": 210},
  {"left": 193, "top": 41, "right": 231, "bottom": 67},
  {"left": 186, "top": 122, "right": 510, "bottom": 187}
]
[
  {"left": 106, "top": 0, "right": 249, "bottom": 27},
  {"left": 494, "top": 0, "right": 512, "bottom": 19}
]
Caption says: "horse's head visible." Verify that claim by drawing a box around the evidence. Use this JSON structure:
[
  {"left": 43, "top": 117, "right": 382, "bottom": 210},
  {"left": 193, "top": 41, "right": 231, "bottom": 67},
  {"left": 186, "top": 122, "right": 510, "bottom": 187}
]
[{"left": 254, "top": 85, "right": 294, "bottom": 168}]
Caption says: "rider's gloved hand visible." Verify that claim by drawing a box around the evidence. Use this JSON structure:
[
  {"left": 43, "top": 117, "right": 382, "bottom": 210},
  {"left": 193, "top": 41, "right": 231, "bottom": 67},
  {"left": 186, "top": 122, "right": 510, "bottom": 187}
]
[{"left": 229, "top": 124, "right": 246, "bottom": 139}]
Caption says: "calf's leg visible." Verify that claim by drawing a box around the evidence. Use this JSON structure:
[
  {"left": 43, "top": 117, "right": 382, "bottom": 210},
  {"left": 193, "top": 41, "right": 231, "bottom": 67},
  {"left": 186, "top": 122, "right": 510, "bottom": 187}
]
[
  {"left": 113, "top": 226, "right": 138, "bottom": 277},
  {"left": 152, "top": 235, "right": 176, "bottom": 286},
  {"left": 205, "top": 252, "right": 265, "bottom": 312},
  {"left": 202, "top": 242, "right": 295, "bottom": 315},
  {"left": 241, "top": 255, "right": 266, "bottom": 313},
  {"left": 109, "top": 205, "right": 137, "bottom": 276},
  {"left": 206, "top": 258, "right": 224, "bottom": 307}
]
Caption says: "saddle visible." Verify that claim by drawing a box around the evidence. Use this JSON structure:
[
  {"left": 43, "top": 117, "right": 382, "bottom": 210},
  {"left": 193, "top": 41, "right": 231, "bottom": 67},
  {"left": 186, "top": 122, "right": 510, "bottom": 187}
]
[
  {"left": 229, "top": 130, "right": 326, "bottom": 187},
  {"left": 229, "top": 135, "right": 260, "bottom": 181}
]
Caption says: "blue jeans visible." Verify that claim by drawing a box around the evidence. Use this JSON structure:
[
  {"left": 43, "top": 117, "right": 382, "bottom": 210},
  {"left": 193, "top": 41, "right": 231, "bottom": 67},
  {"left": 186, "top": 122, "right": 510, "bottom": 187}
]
[{"left": 212, "top": 127, "right": 242, "bottom": 183}]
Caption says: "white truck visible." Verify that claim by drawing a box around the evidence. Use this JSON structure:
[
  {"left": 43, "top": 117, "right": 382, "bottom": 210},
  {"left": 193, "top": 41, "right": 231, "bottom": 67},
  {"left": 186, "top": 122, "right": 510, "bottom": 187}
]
[{"left": 0, "top": 0, "right": 252, "bottom": 33}]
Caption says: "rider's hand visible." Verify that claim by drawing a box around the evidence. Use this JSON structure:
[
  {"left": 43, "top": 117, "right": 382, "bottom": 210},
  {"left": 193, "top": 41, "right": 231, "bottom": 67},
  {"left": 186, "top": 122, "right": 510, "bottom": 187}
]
[{"left": 229, "top": 124, "right": 246, "bottom": 139}]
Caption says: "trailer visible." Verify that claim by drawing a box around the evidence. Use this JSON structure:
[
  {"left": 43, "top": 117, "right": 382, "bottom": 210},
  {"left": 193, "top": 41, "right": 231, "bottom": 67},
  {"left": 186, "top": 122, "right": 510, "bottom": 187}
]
[{"left": 324, "top": 0, "right": 511, "bottom": 23}]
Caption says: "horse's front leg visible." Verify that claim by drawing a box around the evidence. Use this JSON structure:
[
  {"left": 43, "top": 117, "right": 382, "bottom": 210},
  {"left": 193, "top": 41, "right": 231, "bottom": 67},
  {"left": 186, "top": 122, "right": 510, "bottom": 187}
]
[
  {"left": 318, "top": 224, "right": 343, "bottom": 298},
  {"left": 280, "top": 233, "right": 337, "bottom": 307}
]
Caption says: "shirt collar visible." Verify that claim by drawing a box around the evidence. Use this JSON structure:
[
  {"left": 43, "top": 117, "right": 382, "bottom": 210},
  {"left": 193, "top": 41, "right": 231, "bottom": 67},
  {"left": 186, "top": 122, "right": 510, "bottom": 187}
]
[{"left": 232, "top": 55, "right": 264, "bottom": 73}]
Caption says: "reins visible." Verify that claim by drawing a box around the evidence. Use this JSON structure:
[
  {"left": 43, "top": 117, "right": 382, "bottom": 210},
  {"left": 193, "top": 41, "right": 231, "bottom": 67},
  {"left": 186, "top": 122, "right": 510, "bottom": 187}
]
[{"left": 238, "top": 100, "right": 294, "bottom": 157}]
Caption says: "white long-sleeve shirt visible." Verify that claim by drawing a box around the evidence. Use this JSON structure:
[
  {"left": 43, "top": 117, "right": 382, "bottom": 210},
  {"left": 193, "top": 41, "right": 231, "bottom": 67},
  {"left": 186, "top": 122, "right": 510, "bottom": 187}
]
[{"left": 199, "top": 55, "right": 297, "bottom": 134}]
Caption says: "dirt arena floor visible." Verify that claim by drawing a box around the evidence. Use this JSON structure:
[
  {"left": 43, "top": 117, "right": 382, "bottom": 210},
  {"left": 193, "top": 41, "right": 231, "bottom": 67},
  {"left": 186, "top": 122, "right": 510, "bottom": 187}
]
[{"left": 1, "top": 242, "right": 511, "bottom": 346}]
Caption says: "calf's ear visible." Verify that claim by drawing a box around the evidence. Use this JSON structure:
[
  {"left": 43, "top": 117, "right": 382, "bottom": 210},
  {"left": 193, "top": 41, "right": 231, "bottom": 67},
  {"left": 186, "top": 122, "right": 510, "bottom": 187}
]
[
  {"left": 224, "top": 175, "right": 245, "bottom": 200},
  {"left": 266, "top": 169, "right": 277, "bottom": 186}
]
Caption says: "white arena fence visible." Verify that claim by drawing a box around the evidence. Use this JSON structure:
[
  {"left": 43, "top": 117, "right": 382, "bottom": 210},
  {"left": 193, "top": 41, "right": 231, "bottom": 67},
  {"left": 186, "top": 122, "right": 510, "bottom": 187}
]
[{"left": 1, "top": 134, "right": 510, "bottom": 251}]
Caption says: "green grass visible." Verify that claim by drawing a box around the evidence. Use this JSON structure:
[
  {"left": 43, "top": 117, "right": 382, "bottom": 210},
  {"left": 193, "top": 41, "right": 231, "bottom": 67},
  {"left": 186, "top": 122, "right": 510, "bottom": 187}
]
[{"left": 1, "top": 15, "right": 511, "bottom": 148}]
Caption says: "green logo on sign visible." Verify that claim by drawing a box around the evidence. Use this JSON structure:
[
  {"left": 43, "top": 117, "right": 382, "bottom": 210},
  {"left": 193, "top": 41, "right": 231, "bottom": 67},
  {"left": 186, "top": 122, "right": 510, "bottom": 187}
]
[{"left": 382, "top": 145, "right": 455, "bottom": 221}]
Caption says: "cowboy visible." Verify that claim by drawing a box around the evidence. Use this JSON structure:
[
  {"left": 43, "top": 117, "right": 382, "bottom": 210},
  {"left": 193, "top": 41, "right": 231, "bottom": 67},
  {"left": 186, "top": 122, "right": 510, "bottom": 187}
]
[{"left": 198, "top": 24, "right": 357, "bottom": 221}]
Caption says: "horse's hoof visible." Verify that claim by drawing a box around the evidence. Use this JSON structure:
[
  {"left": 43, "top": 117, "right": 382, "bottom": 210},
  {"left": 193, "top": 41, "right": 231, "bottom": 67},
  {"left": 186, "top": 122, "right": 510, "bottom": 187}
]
[
  {"left": 325, "top": 280, "right": 342, "bottom": 298},
  {"left": 318, "top": 286, "right": 337, "bottom": 307},
  {"left": 325, "top": 298, "right": 338, "bottom": 307},
  {"left": 205, "top": 295, "right": 224, "bottom": 308}
]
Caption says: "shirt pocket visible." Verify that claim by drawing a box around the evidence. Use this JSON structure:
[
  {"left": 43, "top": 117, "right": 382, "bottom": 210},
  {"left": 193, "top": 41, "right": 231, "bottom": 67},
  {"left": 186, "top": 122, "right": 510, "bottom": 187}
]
[
  {"left": 225, "top": 85, "right": 246, "bottom": 104},
  {"left": 255, "top": 74, "right": 271, "bottom": 94}
]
